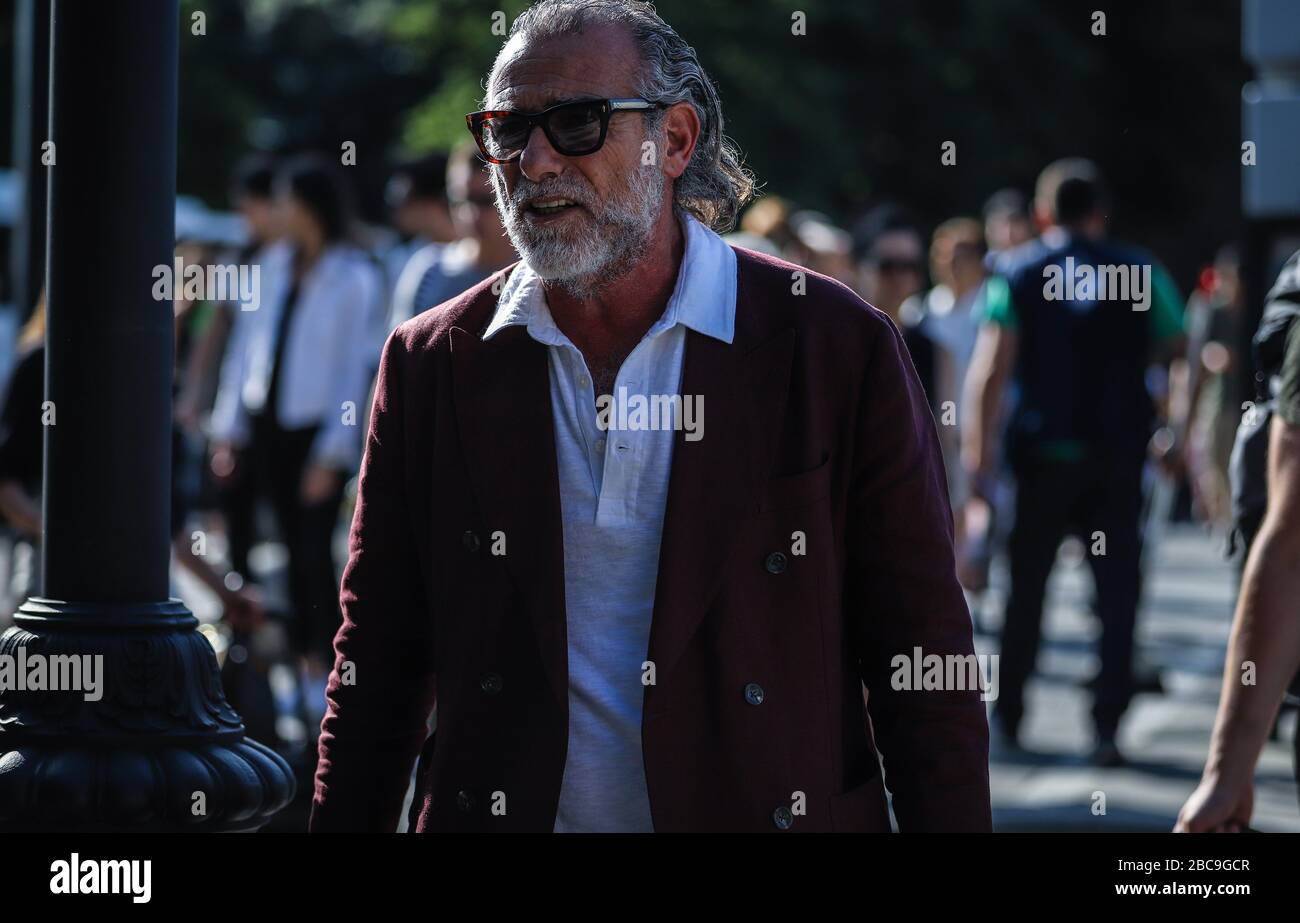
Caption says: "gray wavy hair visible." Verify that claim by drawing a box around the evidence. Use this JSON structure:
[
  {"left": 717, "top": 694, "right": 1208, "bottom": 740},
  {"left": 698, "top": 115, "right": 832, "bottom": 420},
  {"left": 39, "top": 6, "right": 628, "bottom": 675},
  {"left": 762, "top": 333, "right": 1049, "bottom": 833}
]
[{"left": 487, "top": 0, "right": 756, "bottom": 232}]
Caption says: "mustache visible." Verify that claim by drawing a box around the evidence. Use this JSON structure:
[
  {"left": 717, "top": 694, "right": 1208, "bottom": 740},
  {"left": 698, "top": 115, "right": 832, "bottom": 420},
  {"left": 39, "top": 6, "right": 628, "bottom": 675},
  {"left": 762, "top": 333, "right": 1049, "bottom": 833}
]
[{"left": 504, "top": 175, "right": 595, "bottom": 212}]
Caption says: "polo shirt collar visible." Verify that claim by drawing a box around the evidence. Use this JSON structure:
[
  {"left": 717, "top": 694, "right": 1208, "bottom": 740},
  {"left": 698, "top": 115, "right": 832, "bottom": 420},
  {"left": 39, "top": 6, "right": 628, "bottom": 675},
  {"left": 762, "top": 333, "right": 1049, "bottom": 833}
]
[{"left": 483, "top": 210, "right": 737, "bottom": 346}]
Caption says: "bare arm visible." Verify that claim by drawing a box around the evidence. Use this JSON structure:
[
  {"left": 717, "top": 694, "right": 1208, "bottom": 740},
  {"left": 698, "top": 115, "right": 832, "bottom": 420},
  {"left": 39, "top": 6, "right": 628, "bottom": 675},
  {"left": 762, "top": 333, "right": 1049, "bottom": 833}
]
[
  {"left": 1207, "top": 416, "right": 1300, "bottom": 772},
  {"left": 961, "top": 323, "right": 1017, "bottom": 491},
  {"left": 1177, "top": 415, "right": 1300, "bottom": 830}
]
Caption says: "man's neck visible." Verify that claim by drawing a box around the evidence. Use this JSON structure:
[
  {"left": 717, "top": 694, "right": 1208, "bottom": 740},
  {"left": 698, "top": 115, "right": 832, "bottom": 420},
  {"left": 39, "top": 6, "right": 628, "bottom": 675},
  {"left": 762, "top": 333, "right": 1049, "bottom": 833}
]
[{"left": 545, "top": 206, "right": 685, "bottom": 366}]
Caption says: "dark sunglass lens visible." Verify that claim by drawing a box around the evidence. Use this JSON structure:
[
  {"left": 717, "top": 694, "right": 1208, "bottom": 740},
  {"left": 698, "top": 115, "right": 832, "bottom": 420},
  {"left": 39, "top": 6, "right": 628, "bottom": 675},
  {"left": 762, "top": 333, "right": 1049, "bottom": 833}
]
[
  {"left": 483, "top": 115, "right": 531, "bottom": 159},
  {"left": 547, "top": 102, "right": 604, "bottom": 153}
]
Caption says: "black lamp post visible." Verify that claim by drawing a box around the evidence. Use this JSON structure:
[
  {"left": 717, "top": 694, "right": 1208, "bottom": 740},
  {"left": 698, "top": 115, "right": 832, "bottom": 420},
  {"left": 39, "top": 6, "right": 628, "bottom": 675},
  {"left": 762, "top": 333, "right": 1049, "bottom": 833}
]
[{"left": 0, "top": 0, "right": 294, "bottom": 831}]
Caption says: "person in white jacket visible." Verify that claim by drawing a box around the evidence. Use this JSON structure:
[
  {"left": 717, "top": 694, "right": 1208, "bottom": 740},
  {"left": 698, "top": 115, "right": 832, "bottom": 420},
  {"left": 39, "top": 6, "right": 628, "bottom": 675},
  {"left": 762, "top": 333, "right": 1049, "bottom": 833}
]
[{"left": 210, "top": 154, "right": 384, "bottom": 717}]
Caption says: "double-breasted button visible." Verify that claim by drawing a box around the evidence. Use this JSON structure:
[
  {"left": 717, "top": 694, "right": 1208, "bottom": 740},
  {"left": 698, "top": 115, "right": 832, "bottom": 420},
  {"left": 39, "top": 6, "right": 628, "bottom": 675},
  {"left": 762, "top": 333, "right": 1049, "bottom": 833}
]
[
  {"left": 461, "top": 530, "right": 481, "bottom": 553},
  {"left": 744, "top": 682, "right": 765, "bottom": 706},
  {"left": 763, "top": 551, "right": 788, "bottom": 574},
  {"left": 772, "top": 806, "right": 794, "bottom": 830},
  {"left": 456, "top": 790, "right": 477, "bottom": 812},
  {"left": 480, "top": 672, "right": 503, "bottom": 695}
]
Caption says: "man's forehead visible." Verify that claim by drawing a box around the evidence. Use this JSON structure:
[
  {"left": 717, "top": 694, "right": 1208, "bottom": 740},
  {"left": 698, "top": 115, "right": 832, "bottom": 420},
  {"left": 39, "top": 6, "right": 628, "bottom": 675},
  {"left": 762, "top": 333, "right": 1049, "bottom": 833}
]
[{"left": 487, "top": 25, "right": 639, "bottom": 110}]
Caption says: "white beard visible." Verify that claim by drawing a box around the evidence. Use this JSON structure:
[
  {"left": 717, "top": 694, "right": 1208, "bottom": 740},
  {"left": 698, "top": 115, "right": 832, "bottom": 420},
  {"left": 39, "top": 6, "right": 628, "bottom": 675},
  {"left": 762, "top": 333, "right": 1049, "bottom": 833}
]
[{"left": 493, "top": 156, "right": 666, "bottom": 300}]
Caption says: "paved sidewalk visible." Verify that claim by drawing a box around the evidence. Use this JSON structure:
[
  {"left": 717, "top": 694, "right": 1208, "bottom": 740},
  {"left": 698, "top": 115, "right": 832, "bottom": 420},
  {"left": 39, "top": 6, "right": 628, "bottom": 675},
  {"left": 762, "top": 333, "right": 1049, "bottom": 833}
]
[
  {"left": 979, "top": 524, "right": 1300, "bottom": 832},
  {"left": 175, "top": 517, "right": 1299, "bottom": 832}
]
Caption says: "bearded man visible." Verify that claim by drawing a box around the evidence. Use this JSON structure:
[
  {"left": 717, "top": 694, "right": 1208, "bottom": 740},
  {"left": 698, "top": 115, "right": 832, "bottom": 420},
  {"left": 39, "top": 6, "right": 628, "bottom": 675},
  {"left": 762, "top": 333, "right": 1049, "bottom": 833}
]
[{"left": 310, "top": 0, "right": 990, "bottom": 833}]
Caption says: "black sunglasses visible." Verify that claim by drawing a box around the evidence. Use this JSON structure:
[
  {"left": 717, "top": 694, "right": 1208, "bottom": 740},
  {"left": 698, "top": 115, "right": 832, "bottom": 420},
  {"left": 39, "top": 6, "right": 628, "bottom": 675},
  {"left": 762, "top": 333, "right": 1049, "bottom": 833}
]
[{"left": 466, "top": 97, "right": 661, "bottom": 164}]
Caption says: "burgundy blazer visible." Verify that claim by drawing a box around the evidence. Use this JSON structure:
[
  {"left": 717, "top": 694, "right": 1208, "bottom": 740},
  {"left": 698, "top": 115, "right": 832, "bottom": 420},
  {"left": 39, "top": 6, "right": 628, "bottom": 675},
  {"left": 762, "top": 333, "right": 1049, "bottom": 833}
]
[{"left": 310, "top": 247, "right": 991, "bottom": 832}]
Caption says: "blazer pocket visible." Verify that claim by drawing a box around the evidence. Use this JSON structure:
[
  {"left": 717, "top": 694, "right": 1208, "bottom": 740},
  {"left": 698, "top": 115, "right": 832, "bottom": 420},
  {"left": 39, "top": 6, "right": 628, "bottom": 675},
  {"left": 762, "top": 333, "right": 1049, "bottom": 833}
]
[
  {"left": 827, "top": 768, "right": 891, "bottom": 832},
  {"left": 761, "top": 452, "right": 831, "bottom": 514}
]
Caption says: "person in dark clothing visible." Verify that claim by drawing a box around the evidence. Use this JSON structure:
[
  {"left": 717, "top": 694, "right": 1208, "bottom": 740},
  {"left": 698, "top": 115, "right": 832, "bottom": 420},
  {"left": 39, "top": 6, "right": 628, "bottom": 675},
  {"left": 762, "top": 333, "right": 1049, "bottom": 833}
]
[
  {"left": 851, "top": 204, "right": 937, "bottom": 406},
  {"left": 192, "top": 156, "right": 281, "bottom": 580},
  {"left": 170, "top": 242, "right": 268, "bottom": 629},
  {"left": 209, "top": 154, "right": 385, "bottom": 728},
  {"left": 386, "top": 145, "right": 516, "bottom": 331},
  {"left": 963, "top": 159, "right": 1188, "bottom": 766},
  {"left": 0, "top": 308, "right": 47, "bottom": 600}
]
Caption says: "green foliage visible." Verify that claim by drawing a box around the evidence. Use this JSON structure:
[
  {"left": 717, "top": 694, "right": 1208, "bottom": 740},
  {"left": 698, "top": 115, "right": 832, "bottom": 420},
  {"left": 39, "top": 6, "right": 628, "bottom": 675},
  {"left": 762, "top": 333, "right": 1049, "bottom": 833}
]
[
  {"left": 373, "top": 0, "right": 1244, "bottom": 278},
  {"left": 402, "top": 73, "right": 487, "bottom": 154},
  {"left": 383, "top": 0, "right": 529, "bottom": 154},
  {"left": 0, "top": 0, "right": 1242, "bottom": 281}
]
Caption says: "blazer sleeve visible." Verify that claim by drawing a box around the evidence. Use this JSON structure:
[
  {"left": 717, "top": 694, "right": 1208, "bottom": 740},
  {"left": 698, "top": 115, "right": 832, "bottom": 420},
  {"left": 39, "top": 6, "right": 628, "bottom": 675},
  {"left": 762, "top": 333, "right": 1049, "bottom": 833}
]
[
  {"left": 845, "top": 312, "right": 992, "bottom": 832},
  {"left": 310, "top": 327, "right": 437, "bottom": 832}
]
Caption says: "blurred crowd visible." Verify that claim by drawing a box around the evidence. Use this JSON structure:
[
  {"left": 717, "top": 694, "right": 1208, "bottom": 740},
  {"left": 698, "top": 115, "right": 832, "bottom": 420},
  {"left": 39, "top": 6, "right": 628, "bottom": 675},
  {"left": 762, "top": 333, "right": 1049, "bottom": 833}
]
[
  {"left": 0, "top": 145, "right": 1262, "bottom": 815},
  {"left": 728, "top": 162, "right": 1251, "bottom": 768}
]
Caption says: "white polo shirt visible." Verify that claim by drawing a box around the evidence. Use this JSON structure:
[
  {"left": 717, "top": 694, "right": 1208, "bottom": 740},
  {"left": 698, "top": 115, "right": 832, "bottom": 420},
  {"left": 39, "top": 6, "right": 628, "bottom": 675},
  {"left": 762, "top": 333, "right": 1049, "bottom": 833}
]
[{"left": 483, "top": 212, "right": 737, "bottom": 832}]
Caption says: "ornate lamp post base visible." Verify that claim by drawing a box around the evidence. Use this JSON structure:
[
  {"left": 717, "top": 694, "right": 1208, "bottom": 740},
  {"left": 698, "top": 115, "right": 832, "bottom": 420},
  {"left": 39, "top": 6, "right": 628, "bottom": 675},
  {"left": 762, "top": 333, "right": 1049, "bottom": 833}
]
[
  {"left": 0, "top": 0, "right": 297, "bottom": 831},
  {"left": 0, "top": 598, "right": 295, "bottom": 831}
]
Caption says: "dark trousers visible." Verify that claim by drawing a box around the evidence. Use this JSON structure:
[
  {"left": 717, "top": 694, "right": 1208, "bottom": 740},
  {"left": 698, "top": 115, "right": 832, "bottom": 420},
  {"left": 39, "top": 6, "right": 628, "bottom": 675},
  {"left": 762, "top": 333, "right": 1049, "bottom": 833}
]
[
  {"left": 217, "top": 445, "right": 257, "bottom": 578},
  {"left": 997, "top": 454, "right": 1145, "bottom": 738},
  {"left": 251, "top": 414, "right": 346, "bottom": 667}
]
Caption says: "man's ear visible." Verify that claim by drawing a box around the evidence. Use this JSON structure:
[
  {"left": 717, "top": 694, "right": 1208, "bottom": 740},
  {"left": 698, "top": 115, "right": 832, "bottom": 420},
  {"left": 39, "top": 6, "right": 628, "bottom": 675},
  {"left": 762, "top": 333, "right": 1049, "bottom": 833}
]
[{"left": 658, "top": 101, "right": 701, "bottom": 181}]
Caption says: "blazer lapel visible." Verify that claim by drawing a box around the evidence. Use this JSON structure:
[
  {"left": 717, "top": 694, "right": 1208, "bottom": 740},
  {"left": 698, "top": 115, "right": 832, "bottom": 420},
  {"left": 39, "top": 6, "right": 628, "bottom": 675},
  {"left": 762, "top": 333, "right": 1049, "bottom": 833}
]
[
  {"left": 450, "top": 322, "right": 568, "bottom": 711},
  {"left": 446, "top": 264, "right": 794, "bottom": 717},
  {"left": 644, "top": 322, "right": 795, "bottom": 710}
]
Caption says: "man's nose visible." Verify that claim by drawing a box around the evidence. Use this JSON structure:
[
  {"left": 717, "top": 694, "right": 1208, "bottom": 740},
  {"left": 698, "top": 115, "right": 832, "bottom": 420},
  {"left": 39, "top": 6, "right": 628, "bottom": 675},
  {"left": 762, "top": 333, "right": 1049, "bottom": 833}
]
[{"left": 518, "top": 123, "right": 566, "bottom": 183}]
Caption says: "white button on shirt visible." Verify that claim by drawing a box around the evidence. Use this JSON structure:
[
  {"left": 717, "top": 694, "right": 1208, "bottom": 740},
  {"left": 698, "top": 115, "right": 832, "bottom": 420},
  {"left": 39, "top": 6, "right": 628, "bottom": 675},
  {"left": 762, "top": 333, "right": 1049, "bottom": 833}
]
[{"left": 482, "top": 212, "right": 737, "bottom": 832}]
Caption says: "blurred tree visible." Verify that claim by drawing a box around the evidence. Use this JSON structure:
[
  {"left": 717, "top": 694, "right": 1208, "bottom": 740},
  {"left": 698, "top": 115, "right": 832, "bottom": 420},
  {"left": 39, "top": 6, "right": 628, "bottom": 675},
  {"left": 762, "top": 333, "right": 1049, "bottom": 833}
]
[
  {"left": 176, "top": 0, "right": 445, "bottom": 220},
  {"left": 376, "top": 0, "right": 1246, "bottom": 282},
  {"left": 385, "top": 0, "right": 531, "bottom": 152},
  {"left": 1, "top": 0, "right": 1250, "bottom": 284}
]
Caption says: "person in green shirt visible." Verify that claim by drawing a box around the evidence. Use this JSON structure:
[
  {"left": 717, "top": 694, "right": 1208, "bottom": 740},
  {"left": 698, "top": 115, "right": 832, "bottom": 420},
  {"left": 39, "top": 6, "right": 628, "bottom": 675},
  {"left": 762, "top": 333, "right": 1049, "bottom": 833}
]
[{"left": 962, "top": 158, "right": 1189, "bottom": 766}]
